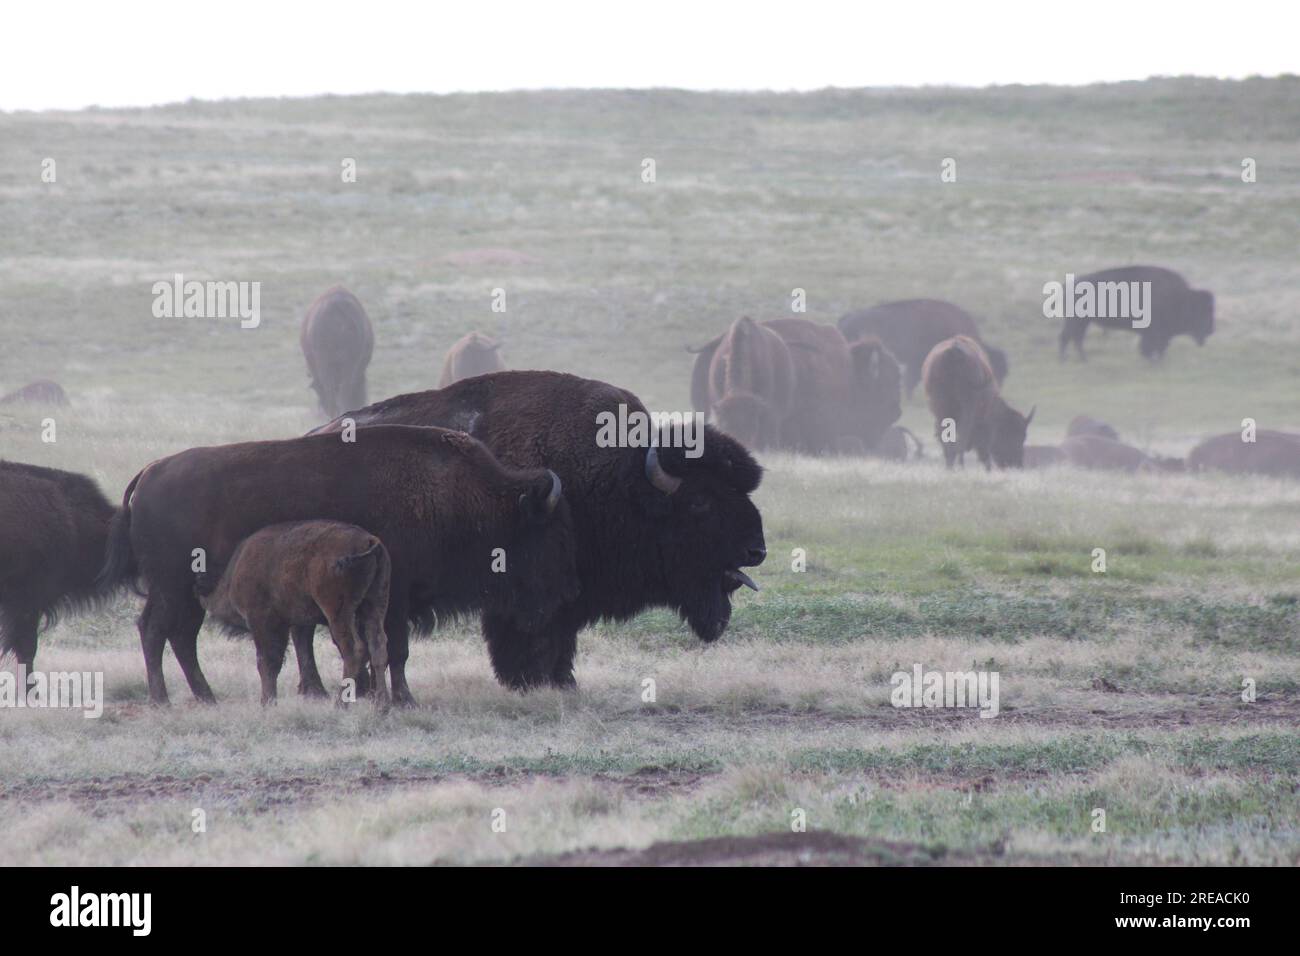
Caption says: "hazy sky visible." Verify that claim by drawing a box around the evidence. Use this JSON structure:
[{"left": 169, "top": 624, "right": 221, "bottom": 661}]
[{"left": 4, "top": 0, "right": 1294, "bottom": 111}]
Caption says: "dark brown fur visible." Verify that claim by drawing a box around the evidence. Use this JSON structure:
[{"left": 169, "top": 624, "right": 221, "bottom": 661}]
[
  {"left": 1, "top": 462, "right": 126, "bottom": 668},
  {"left": 300, "top": 287, "right": 375, "bottom": 418},
  {"left": 700, "top": 317, "right": 794, "bottom": 450},
  {"left": 839, "top": 299, "right": 1008, "bottom": 398},
  {"left": 1057, "top": 265, "right": 1214, "bottom": 361},
  {"left": 195, "top": 521, "right": 392, "bottom": 708},
  {"left": 1060, "top": 435, "right": 1152, "bottom": 473},
  {"left": 921, "top": 335, "right": 1034, "bottom": 469},
  {"left": 100, "top": 425, "right": 575, "bottom": 706},
  {"left": 438, "top": 331, "right": 506, "bottom": 388},
  {"left": 309, "top": 370, "right": 767, "bottom": 692}
]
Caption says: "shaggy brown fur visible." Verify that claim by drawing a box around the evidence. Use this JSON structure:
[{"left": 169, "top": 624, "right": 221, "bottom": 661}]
[
  {"left": 1, "top": 462, "right": 126, "bottom": 668},
  {"left": 922, "top": 335, "right": 1034, "bottom": 469},
  {"left": 438, "top": 331, "right": 506, "bottom": 388},
  {"left": 300, "top": 286, "right": 375, "bottom": 418},
  {"left": 101, "top": 426, "right": 575, "bottom": 706},
  {"left": 698, "top": 317, "right": 794, "bottom": 450},
  {"left": 196, "top": 521, "right": 391, "bottom": 708}
]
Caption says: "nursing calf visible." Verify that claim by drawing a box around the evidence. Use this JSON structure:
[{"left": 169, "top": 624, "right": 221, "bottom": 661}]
[{"left": 195, "top": 521, "right": 391, "bottom": 708}]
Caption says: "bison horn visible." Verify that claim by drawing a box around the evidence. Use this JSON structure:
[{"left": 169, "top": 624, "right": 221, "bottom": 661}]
[
  {"left": 1025, "top": 404, "right": 1037, "bottom": 425},
  {"left": 644, "top": 446, "right": 682, "bottom": 495},
  {"left": 545, "top": 469, "right": 562, "bottom": 514}
]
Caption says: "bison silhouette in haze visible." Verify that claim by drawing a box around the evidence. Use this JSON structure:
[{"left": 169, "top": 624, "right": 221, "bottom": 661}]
[
  {"left": 300, "top": 286, "right": 374, "bottom": 418},
  {"left": 1, "top": 462, "right": 127, "bottom": 668},
  {"left": 439, "top": 331, "right": 506, "bottom": 388},
  {"left": 0, "top": 379, "right": 69, "bottom": 406},
  {"left": 1187, "top": 430, "right": 1300, "bottom": 479},
  {"left": 1066, "top": 414, "right": 1121, "bottom": 441},
  {"left": 311, "top": 370, "right": 767, "bottom": 691},
  {"left": 101, "top": 426, "right": 574, "bottom": 706},
  {"left": 195, "top": 520, "right": 392, "bottom": 708},
  {"left": 922, "top": 335, "right": 1034, "bottom": 469},
  {"left": 690, "top": 317, "right": 794, "bottom": 450},
  {"left": 839, "top": 299, "right": 1008, "bottom": 399},
  {"left": 1057, "top": 266, "right": 1214, "bottom": 361}
]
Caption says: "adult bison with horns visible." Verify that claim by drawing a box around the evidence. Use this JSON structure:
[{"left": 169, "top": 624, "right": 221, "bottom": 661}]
[{"left": 309, "top": 370, "right": 768, "bottom": 692}]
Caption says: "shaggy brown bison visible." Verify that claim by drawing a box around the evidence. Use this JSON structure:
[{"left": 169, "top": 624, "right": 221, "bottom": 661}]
[
  {"left": 100, "top": 425, "right": 575, "bottom": 706},
  {"left": 1187, "top": 430, "right": 1300, "bottom": 479},
  {"left": 838, "top": 300, "right": 1008, "bottom": 398},
  {"left": 1066, "top": 414, "right": 1120, "bottom": 441},
  {"left": 1060, "top": 435, "right": 1153, "bottom": 473},
  {"left": 309, "top": 370, "right": 767, "bottom": 691},
  {"left": 439, "top": 331, "right": 506, "bottom": 388},
  {"left": 1, "top": 462, "right": 126, "bottom": 668},
  {"left": 300, "top": 287, "right": 374, "bottom": 418},
  {"left": 1056, "top": 266, "right": 1214, "bottom": 361},
  {"left": 0, "top": 379, "right": 69, "bottom": 405},
  {"left": 691, "top": 317, "right": 794, "bottom": 450},
  {"left": 922, "top": 335, "right": 1034, "bottom": 469},
  {"left": 195, "top": 521, "right": 392, "bottom": 708}
]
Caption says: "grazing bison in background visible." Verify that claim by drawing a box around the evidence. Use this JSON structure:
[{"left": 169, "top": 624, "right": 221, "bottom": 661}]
[
  {"left": 1067, "top": 414, "right": 1120, "bottom": 441},
  {"left": 100, "top": 426, "right": 575, "bottom": 706},
  {"left": 1187, "top": 430, "right": 1300, "bottom": 479},
  {"left": 1, "top": 462, "right": 127, "bottom": 668},
  {"left": 310, "top": 370, "right": 767, "bottom": 691},
  {"left": 1, "top": 379, "right": 69, "bottom": 406},
  {"left": 691, "top": 317, "right": 794, "bottom": 450},
  {"left": 300, "top": 286, "right": 374, "bottom": 418},
  {"left": 1057, "top": 265, "right": 1214, "bottom": 361},
  {"left": 838, "top": 299, "right": 1009, "bottom": 398},
  {"left": 1023, "top": 445, "right": 1066, "bottom": 469},
  {"left": 691, "top": 319, "right": 900, "bottom": 455},
  {"left": 922, "top": 335, "right": 1034, "bottom": 469},
  {"left": 195, "top": 520, "right": 392, "bottom": 708},
  {"left": 439, "top": 331, "right": 506, "bottom": 388}
]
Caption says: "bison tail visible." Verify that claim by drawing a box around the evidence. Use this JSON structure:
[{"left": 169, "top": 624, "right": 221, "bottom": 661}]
[
  {"left": 335, "top": 541, "right": 383, "bottom": 584},
  {"left": 96, "top": 470, "right": 143, "bottom": 595}
]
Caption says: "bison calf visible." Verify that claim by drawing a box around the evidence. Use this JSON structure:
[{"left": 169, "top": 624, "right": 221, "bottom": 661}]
[
  {"left": 921, "top": 335, "right": 1034, "bottom": 469},
  {"left": 195, "top": 521, "right": 392, "bottom": 708},
  {"left": 439, "top": 331, "right": 506, "bottom": 388}
]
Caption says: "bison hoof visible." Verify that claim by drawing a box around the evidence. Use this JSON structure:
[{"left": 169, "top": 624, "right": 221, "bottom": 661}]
[{"left": 298, "top": 683, "right": 329, "bottom": 699}]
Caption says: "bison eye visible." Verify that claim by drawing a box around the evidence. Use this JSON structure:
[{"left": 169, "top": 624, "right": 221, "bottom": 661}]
[{"left": 689, "top": 496, "right": 712, "bottom": 515}]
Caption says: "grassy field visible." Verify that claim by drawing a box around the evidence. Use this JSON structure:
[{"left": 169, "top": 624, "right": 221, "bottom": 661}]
[{"left": 1, "top": 78, "right": 1298, "bottom": 865}]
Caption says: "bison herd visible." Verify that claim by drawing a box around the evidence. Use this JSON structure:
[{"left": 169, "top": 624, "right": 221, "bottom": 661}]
[{"left": 1, "top": 265, "right": 1295, "bottom": 708}]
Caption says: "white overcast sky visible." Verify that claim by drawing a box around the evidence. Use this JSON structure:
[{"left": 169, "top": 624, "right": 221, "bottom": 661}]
[{"left": 3, "top": 0, "right": 1295, "bottom": 111}]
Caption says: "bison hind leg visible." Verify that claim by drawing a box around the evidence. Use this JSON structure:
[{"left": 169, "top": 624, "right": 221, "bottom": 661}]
[
  {"left": 251, "top": 623, "right": 290, "bottom": 706},
  {"left": 0, "top": 604, "right": 40, "bottom": 671},
  {"left": 290, "top": 624, "right": 329, "bottom": 698}
]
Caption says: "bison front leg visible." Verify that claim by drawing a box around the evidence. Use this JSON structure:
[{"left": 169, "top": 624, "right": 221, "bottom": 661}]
[
  {"left": 289, "top": 624, "right": 329, "bottom": 698},
  {"left": 165, "top": 594, "right": 216, "bottom": 705},
  {"left": 138, "top": 592, "right": 209, "bottom": 705},
  {"left": 0, "top": 606, "right": 40, "bottom": 674},
  {"left": 251, "top": 624, "right": 290, "bottom": 706}
]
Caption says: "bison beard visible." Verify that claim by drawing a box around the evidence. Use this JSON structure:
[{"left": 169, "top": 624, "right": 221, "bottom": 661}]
[
  {"left": 312, "top": 370, "right": 767, "bottom": 691},
  {"left": 99, "top": 425, "right": 575, "bottom": 706}
]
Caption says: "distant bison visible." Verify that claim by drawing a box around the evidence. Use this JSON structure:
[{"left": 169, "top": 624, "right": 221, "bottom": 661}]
[
  {"left": 1056, "top": 266, "right": 1214, "bottom": 361},
  {"left": 310, "top": 370, "right": 767, "bottom": 692},
  {"left": 839, "top": 299, "right": 1008, "bottom": 398},
  {"left": 691, "top": 319, "right": 899, "bottom": 454},
  {"left": 0, "top": 380, "right": 69, "bottom": 406},
  {"left": 1187, "top": 430, "right": 1300, "bottom": 479},
  {"left": 1060, "top": 435, "right": 1153, "bottom": 473},
  {"left": 439, "top": 331, "right": 506, "bottom": 388},
  {"left": 301, "top": 287, "right": 375, "bottom": 418},
  {"left": 1, "top": 462, "right": 127, "bottom": 668},
  {"left": 101, "top": 425, "right": 575, "bottom": 706},
  {"left": 1022, "top": 445, "right": 1066, "bottom": 469},
  {"left": 692, "top": 317, "right": 794, "bottom": 450},
  {"left": 196, "top": 520, "right": 391, "bottom": 708},
  {"left": 922, "top": 335, "right": 1034, "bottom": 469},
  {"left": 1066, "top": 414, "right": 1120, "bottom": 441}
]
